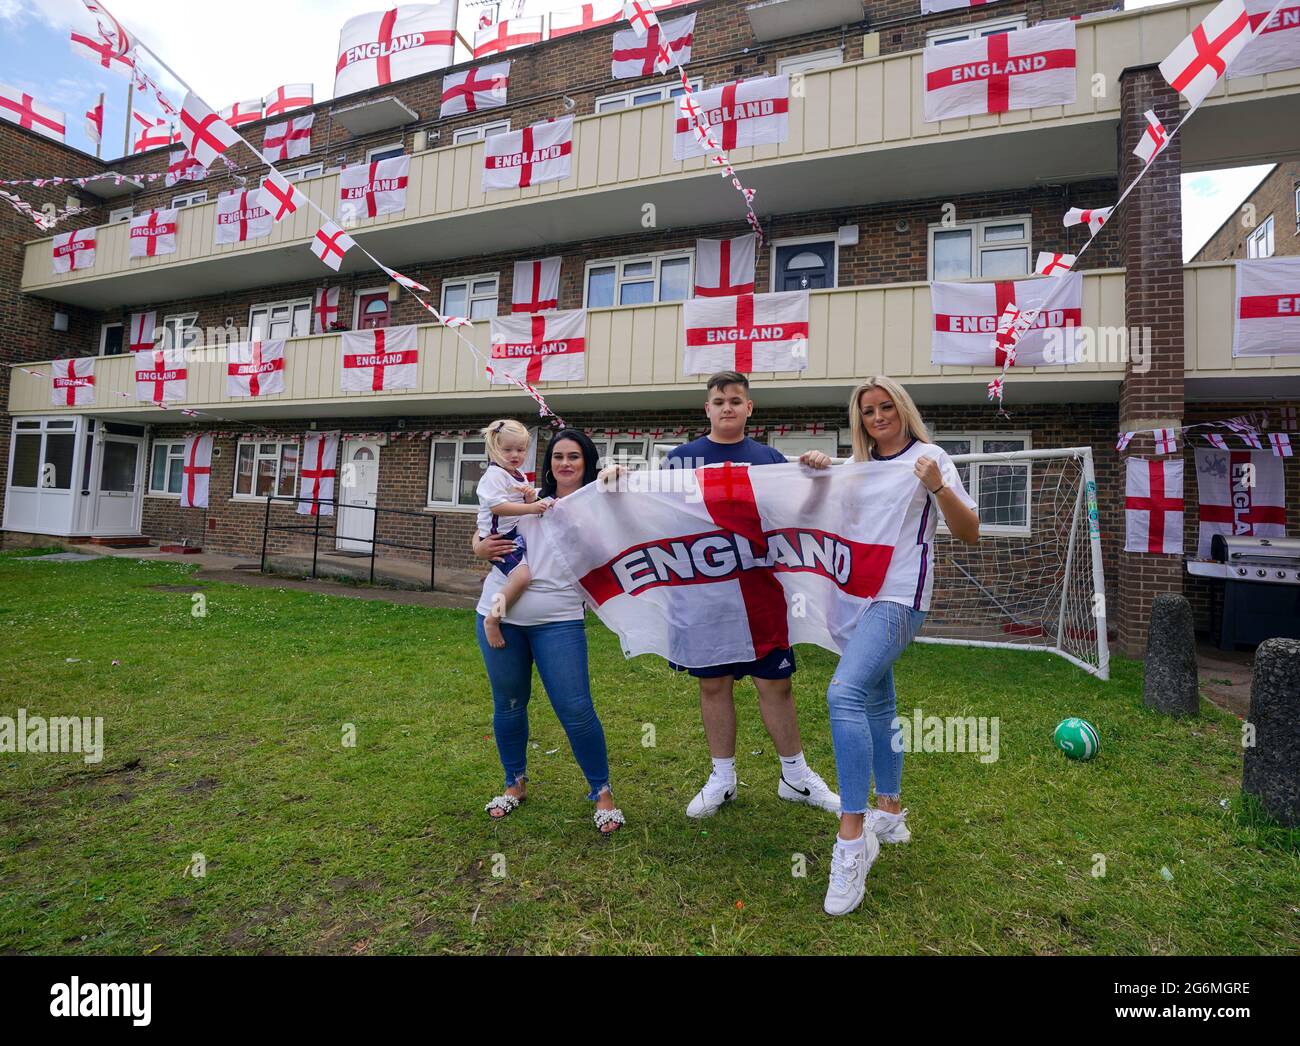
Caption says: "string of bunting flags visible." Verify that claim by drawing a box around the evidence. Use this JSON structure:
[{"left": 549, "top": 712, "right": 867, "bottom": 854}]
[{"left": 1116, "top": 410, "right": 1295, "bottom": 457}]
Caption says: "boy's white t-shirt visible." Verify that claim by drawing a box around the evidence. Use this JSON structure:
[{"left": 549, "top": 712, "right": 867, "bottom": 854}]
[
  {"left": 475, "top": 462, "right": 527, "bottom": 538},
  {"left": 869, "top": 439, "right": 977, "bottom": 613}
]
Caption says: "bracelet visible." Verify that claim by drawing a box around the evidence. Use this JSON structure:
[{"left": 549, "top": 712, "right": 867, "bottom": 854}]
[{"left": 929, "top": 483, "right": 946, "bottom": 496}]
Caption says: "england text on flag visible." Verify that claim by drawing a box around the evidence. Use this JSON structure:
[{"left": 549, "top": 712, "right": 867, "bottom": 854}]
[
  {"left": 1228, "top": 0, "right": 1300, "bottom": 78},
  {"left": 1233, "top": 256, "right": 1300, "bottom": 357},
  {"left": 489, "top": 309, "right": 587, "bottom": 384},
  {"left": 51, "top": 358, "right": 95, "bottom": 407},
  {"left": 930, "top": 273, "right": 1084, "bottom": 367},
  {"left": 52, "top": 228, "right": 96, "bottom": 274},
  {"left": 338, "top": 155, "right": 410, "bottom": 223},
  {"left": 923, "top": 21, "right": 1076, "bottom": 122},
  {"left": 334, "top": 3, "right": 457, "bottom": 97},
  {"left": 214, "top": 189, "right": 273, "bottom": 246},
  {"left": 128, "top": 208, "right": 177, "bottom": 259},
  {"left": 133, "top": 346, "right": 187, "bottom": 404},
  {"left": 1194, "top": 447, "right": 1286, "bottom": 556},
  {"left": 683, "top": 291, "right": 810, "bottom": 374},
  {"left": 483, "top": 116, "right": 575, "bottom": 191},
  {"left": 673, "top": 75, "right": 789, "bottom": 160},
  {"left": 340, "top": 326, "right": 420, "bottom": 392},
  {"left": 226, "top": 340, "right": 287, "bottom": 399}
]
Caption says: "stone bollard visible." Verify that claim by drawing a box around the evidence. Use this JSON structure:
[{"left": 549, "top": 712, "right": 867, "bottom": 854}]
[
  {"left": 1242, "top": 638, "right": 1300, "bottom": 828},
  {"left": 1143, "top": 594, "right": 1199, "bottom": 717}
]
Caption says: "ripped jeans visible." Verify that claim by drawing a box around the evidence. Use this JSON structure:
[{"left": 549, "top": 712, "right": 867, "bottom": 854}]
[
  {"left": 826, "top": 600, "right": 927, "bottom": 815},
  {"left": 475, "top": 615, "right": 611, "bottom": 800}
]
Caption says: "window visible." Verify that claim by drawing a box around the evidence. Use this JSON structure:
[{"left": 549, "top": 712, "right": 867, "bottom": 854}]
[
  {"left": 99, "top": 323, "right": 124, "bottom": 356},
  {"left": 366, "top": 143, "right": 405, "bottom": 163},
  {"left": 269, "top": 164, "right": 324, "bottom": 183},
  {"left": 926, "top": 16, "right": 1027, "bottom": 46},
  {"left": 452, "top": 120, "right": 511, "bottom": 145},
  {"left": 442, "top": 274, "right": 499, "bottom": 320},
  {"left": 161, "top": 313, "right": 201, "bottom": 351},
  {"left": 234, "top": 440, "right": 299, "bottom": 498},
  {"left": 172, "top": 190, "right": 207, "bottom": 208},
  {"left": 770, "top": 433, "right": 836, "bottom": 460},
  {"left": 249, "top": 298, "right": 312, "bottom": 339},
  {"left": 931, "top": 433, "right": 1032, "bottom": 532},
  {"left": 777, "top": 48, "right": 844, "bottom": 76},
  {"left": 929, "top": 216, "right": 1032, "bottom": 280},
  {"left": 584, "top": 251, "right": 694, "bottom": 308},
  {"left": 148, "top": 440, "right": 187, "bottom": 496},
  {"left": 108, "top": 206, "right": 133, "bottom": 224},
  {"left": 428, "top": 438, "right": 487, "bottom": 508},
  {"left": 1247, "top": 214, "right": 1275, "bottom": 259},
  {"left": 9, "top": 418, "right": 76, "bottom": 490},
  {"left": 595, "top": 78, "right": 701, "bottom": 113}
]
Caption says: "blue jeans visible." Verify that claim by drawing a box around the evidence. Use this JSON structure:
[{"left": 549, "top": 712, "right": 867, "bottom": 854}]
[
  {"left": 827, "top": 600, "right": 927, "bottom": 815},
  {"left": 475, "top": 615, "right": 610, "bottom": 801}
]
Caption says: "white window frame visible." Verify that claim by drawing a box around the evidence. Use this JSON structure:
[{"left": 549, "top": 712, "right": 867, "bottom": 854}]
[
  {"left": 108, "top": 206, "right": 133, "bottom": 224},
  {"left": 452, "top": 119, "right": 511, "bottom": 145},
  {"left": 1247, "top": 214, "right": 1275, "bottom": 259},
  {"left": 769, "top": 233, "right": 839, "bottom": 292},
  {"left": 8, "top": 417, "right": 78, "bottom": 492},
  {"left": 366, "top": 142, "right": 405, "bottom": 163},
  {"left": 98, "top": 322, "right": 124, "bottom": 357},
  {"left": 583, "top": 249, "right": 695, "bottom": 309},
  {"left": 353, "top": 286, "right": 392, "bottom": 329},
  {"left": 931, "top": 432, "right": 1034, "bottom": 536},
  {"left": 171, "top": 190, "right": 207, "bottom": 208},
  {"left": 249, "top": 297, "right": 313, "bottom": 340},
  {"left": 928, "top": 214, "right": 1033, "bottom": 281},
  {"left": 269, "top": 164, "right": 324, "bottom": 183},
  {"left": 926, "top": 15, "right": 1028, "bottom": 47},
  {"left": 595, "top": 77, "right": 702, "bottom": 113},
  {"left": 427, "top": 437, "right": 488, "bottom": 510},
  {"left": 777, "top": 48, "right": 844, "bottom": 76},
  {"left": 441, "top": 273, "right": 500, "bottom": 320},
  {"left": 161, "top": 312, "right": 201, "bottom": 351},
  {"left": 232, "top": 439, "right": 300, "bottom": 501},
  {"left": 147, "top": 439, "right": 187, "bottom": 498}
]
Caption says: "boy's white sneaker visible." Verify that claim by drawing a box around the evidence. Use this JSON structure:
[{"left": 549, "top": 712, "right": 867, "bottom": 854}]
[
  {"left": 686, "top": 771, "right": 737, "bottom": 818},
  {"left": 777, "top": 767, "right": 841, "bottom": 814},
  {"left": 868, "top": 807, "right": 911, "bottom": 844},
  {"left": 823, "top": 832, "right": 880, "bottom": 917}
]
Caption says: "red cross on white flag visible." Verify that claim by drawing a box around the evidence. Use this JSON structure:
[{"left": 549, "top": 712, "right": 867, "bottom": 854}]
[
  {"left": 1270, "top": 432, "right": 1294, "bottom": 457},
  {"left": 483, "top": 116, "right": 574, "bottom": 191},
  {"left": 0, "top": 84, "right": 66, "bottom": 142},
  {"left": 1064, "top": 206, "right": 1113, "bottom": 236},
  {"left": 313, "top": 287, "right": 340, "bottom": 334},
  {"left": 1233, "top": 256, "right": 1300, "bottom": 357},
  {"left": 1134, "top": 109, "right": 1169, "bottom": 167},
  {"left": 923, "top": 21, "right": 1077, "bottom": 121},
  {"left": 1153, "top": 428, "right": 1180, "bottom": 455},
  {"left": 128, "top": 208, "right": 178, "bottom": 258},
  {"left": 489, "top": 309, "right": 587, "bottom": 384},
  {"left": 52, "top": 228, "right": 96, "bottom": 274},
  {"left": 1206, "top": 433, "right": 1228, "bottom": 450},
  {"left": 551, "top": 1, "right": 624, "bottom": 38},
  {"left": 166, "top": 147, "right": 206, "bottom": 186},
  {"left": 340, "top": 325, "right": 419, "bottom": 392},
  {"left": 1194, "top": 447, "right": 1286, "bottom": 555},
  {"left": 262, "top": 83, "right": 312, "bottom": 119},
  {"left": 69, "top": 31, "right": 134, "bottom": 78},
  {"left": 1160, "top": 0, "right": 1253, "bottom": 108},
  {"left": 132, "top": 112, "right": 170, "bottom": 153},
  {"left": 695, "top": 234, "right": 757, "bottom": 297},
  {"left": 51, "top": 358, "right": 95, "bottom": 407},
  {"left": 624, "top": 1, "right": 659, "bottom": 36},
  {"left": 338, "top": 155, "right": 410, "bottom": 222},
  {"left": 134, "top": 346, "right": 188, "bottom": 404},
  {"left": 1034, "top": 251, "right": 1076, "bottom": 276},
  {"left": 673, "top": 75, "right": 790, "bottom": 160},
  {"left": 612, "top": 13, "right": 694, "bottom": 78},
  {"left": 298, "top": 432, "right": 339, "bottom": 516},
  {"left": 179, "top": 434, "right": 213, "bottom": 509},
  {"left": 1229, "top": 0, "right": 1300, "bottom": 78},
  {"left": 1242, "top": 429, "right": 1264, "bottom": 448},
  {"left": 334, "top": 4, "right": 457, "bottom": 97},
  {"left": 85, "top": 99, "right": 104, "bottom": 144},
  {"left": 1125, "top": 458, "right": 1184, "bottom": 555},
  {"left": 179, "top": 92, "right": 240, "bottom": 169},
  {"left": 263, "top": 113, "right": 313, "bottom": 163},
  {"left": 1116, "top": 431, "right": 1135, "bottom": 453},
  {"left": 128, "top": 311, "right": 157, "bottom": 353},
  {"left": 227, "top": 339, "right": 286, "bottom": 398},
  {"left": 683, "top": 291, "right": 810, "bottom": 374},
  {"left": 474, "top": 17, "right": 543, "bottom": 59},
  {"left": 512, "top": 257, "right": 561, "bottom": 313},
  {"left": 312, "top": 222, "right": 356, "bottom": 272},
  {"left": 80, "top": 1, "right": 134, "bottom": 57},
  {"left": 931, "top": 274, "right": 1083, "bottom": 367},
  {"left": 215, "top": 189, "right": 273, "bottom": 245},
  {"left": 441, "top": 60, "right": 510, "bottom": 118},
  {"left": 221, "top": 99, "right": 263, "bottom": 128},
  {"left": 381, "top": 264, "right": 430, "bottom": 293}
]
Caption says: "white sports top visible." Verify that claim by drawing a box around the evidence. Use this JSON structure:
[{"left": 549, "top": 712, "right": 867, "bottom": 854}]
[
  {"left": 476, "top": 515, "right": 586, "bottom": 625},
  {"left": 475, "top": 462, "right": 527, "bottom": 539}
]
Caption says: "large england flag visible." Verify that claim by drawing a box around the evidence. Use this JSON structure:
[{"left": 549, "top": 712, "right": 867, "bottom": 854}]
[
  {"left": 1229, "top": 0, "right": 1300, "bottom": 78},
  {"left": 684, "top": 292, "right": 809, "bottom": 374},
  {"left": 612, "top": 13, "right": 694, "bottom": 78},
  {"left": 673, "top": 75, "right": 789, "bottom": 159},
  {"left": 298, "top": 432, "right": 339, "bottom": 516},
  {"left": 227, "top": 339, "right": 287, "bottom": 398},
  {"left": 128, "top": 208, "right": 177, "bottom": 258},
  {"left": 341, "top": 326, "right": 419, "bottom": 391},
  {"left": 483, "top": 116, "right": 574, "bottom": 190},
  {"left": 338, "top": 155, "right": 410, "bottom": 222},
  {"left": 1160, "top": 0, "right": 1253, "bottom": 107},
  {"left": 1194, "top": 447, "right": 1287, "bottom": 557},
  {"left": 1124, "top": 458, "right": 1185, "bottom": 555},
  {"left": 134, "top": 347, "right": 187, "bottom": 404},
  {"left": 1233, "top": 257, "right": 1300, "bottom": 357},
  {"left": 924, "top": 21, "right": 1076, "bottom": 121},
  {"left": 179, "top": 435, "right": 213, "bottom": 509},
  {"left": 52, "top": 228, "right": 96, "bottom": 274},
  {"left": 0, "top": 84, "right": 66, "bottom": 142},
  {"left": 215, "top": 189, "right": 273, "bottom": 245},
  {"left": 546, "top": 460, "right": 918, "bottom": 666},
  {"left": 511, "top": 257, "right": 561, "bottom": 313},
  {"left": 334, "top": 4, "right": 457, "bottom": 98},
  {"left": 695, "top": 233, "right": 756, "bottom": 297},
  {"left": 440, "top": 60, "right": 510, "bottom": 117},
  {"left": 51, "top": 358, "right": 95, "bottom": 407},
  {"left": 931, "top": 273, "right": 1084, "bottom": 367},
  {"left": 489, "top": 309, "right": 586, "bottom": 384}
]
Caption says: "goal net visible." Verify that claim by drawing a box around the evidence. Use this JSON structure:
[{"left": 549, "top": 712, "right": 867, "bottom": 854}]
[{"left": 915, "top": 446, "right": 1110, "bottom": 680}]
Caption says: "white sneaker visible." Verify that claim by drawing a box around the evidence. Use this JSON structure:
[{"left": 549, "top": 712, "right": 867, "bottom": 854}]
[
  {"left": 869, "top": 807, "right": 911, "bottom": 844},
  {"left": 686, "top": 771, "right": 737, "bottom": 818},
  {"left": 823, "top": 832, "right": 880, "bottom": 917},
  {"left": 777, "top": 767, "right": 841, "bottom": 814}
]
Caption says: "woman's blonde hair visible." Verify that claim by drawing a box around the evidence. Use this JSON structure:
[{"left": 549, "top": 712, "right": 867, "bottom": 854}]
[
  {"left": 481, "top": 418, "right": 530, "bottom": 467},
  {"left": 848, "top": 376, "right": 931, "bottom": 462}
]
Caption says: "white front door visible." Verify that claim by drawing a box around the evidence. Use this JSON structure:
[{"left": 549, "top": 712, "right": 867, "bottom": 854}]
[
  {"left": 336, "top": 440, "right": 380, "bottom": 552},
  {"left": 92, "top": 434, "right": 144, "bottom": 535}
]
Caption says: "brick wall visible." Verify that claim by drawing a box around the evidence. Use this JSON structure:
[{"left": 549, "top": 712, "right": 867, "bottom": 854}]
[{"left": 1191, "top": 162, "right": 1300, "bottom": 262}]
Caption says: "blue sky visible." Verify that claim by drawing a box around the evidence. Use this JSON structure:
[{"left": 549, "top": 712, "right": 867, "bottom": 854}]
[{"left": 0, "top": 0, "right": 1276, "bottom": 260}]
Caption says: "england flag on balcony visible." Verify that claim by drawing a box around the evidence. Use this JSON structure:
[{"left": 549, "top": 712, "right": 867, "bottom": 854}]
[
  {"left": 52, "top": 228, "right": 96, "bottom": 274},
  {"left": 227, "top": 339, "right": 287, "bottom": 398},
  {"left": 1229, "top": 0, "right": 1300, "bottom": 78},
  {"left": 263, "top": 113, "right": 313, "bottom": 163},
  {"left": 338, "top": 155, "right": 409, "bottom": 222},
  {"left": 683, "top": 292, "right": 809, "bottom": 375},
  {"left": 1233, "top": 257, "right": 1300, "bottom": 357},
  {"left": 923, "top": 21, "right": 1076, "bottom": 121},
  {"left": 489, "top": 309, "right": 587, "bottom": 384},
  {"left": 215, "top": 189, "right": 273, "bottom": 245},
  {"left": 334, "top": 3, "right": 458, "bottom": 98},
  {"left": 179, "top": 92, "right": 240, "bottom": 169},
  {"left": 440, "top": 60, "right": 510, "bottom": 117},
  {"left": 134, "top": 347, "right": 188, "bottom": 404},
  {"left": 1125, "top": 458, "right": 1185, "bottom": 555},
  {"left": 484, "top": 116, "right": 574, "bottom": 191},
  {"left": 1159, "top": 0, "right": 1253, "bottom": 108},
  {"left": 51, "top": 358, "right": 95, "bottom": 407},
  {"left": 298, "top": 432, "right": 339, "bottom": 516},
  {"left": 128, "top": 310, "right": 157, "bottom": 353},
  {"left": 340, "top": 325, "right": 419, "bottom": 391},
  {"left": 673, "top": 75, "right": 789, "bottom": 159},
  {"left": 612, "top": 13, "right": 694, "bottom": 78},
  {"left": 695, "top": 234, "right": 756, "bottom": 297},
  {"left": 512, "top": 257, "right": 561, "bottom": 313},
  {"left": 179, "top": 435, "right": 213, "bottom": 509},
  {"left": 930, "top": 273, "right": 1084, "bottom": 367},
  {"left": 128, "top": 208, "right": 177, "bottom": 258},
  {"left": 313, "top": 287, "right": 340, "bottom": 334}
]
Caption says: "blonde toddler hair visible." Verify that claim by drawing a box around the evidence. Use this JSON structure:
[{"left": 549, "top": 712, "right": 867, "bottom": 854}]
[{"left": 481, "top": 419, "right": 531, "bottom": 468}]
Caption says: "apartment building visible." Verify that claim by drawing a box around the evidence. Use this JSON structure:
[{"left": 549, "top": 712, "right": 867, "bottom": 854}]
[
  {"left": 1192, "top": 161, "right": 1300, "bottom": 261},
  {"left": 4, "top": 0, "right": 1299, "bottom": 656}
]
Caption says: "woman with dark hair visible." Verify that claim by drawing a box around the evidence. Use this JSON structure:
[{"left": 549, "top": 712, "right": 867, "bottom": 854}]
[{"left": 472, "top": 428, "right": 625, "bottom": 835}]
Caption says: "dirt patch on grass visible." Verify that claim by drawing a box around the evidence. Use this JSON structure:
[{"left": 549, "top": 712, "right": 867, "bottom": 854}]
[{"left": 175, "top": 777, "right": 219, "bottom": 795}]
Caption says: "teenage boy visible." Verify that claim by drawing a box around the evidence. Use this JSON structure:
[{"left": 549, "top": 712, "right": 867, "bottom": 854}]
[{"left": 664, "top": 371, "right": 840, "bottom": 819}]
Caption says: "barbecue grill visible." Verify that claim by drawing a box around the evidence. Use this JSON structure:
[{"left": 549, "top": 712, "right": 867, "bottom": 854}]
[{"left": 1187, "top": 535, "right": 1300, "bottom": 649}]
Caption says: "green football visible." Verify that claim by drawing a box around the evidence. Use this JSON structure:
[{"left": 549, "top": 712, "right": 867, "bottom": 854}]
[{"left": 1054, "top": 718, "right": 1100, "bottom": 761}]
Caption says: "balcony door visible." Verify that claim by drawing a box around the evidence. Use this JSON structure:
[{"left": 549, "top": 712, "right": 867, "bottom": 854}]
[
  {"left": 773, "top": 239, "right": 835, "bottom": 291},
  {"left": 355, "top": 290, "right": 390, "bottom": 330},
  {"left": 91, "top": 430, "right": 144, "bottom": 536}
]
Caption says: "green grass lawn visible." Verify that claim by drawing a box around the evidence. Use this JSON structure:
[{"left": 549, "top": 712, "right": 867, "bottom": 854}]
[{"left": 1, "top": 550, "right": 1296, "bottom": 956}]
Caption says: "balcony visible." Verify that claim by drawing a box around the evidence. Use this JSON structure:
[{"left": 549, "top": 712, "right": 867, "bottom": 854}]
[{"left": 21, "top": 1, "right": 1300, "bottom": 311}]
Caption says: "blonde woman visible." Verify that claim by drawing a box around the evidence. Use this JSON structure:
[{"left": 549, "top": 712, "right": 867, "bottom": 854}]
[{"left": 800, "top": 376, "right": 980, "bottom": 916}]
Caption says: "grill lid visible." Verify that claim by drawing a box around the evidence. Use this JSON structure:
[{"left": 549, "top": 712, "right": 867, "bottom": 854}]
[{"left": 1210, "top": 535, "right": 1300, "bottom": 564}]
